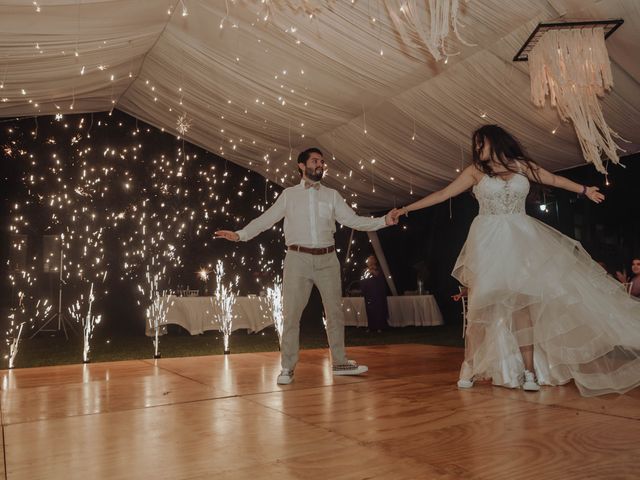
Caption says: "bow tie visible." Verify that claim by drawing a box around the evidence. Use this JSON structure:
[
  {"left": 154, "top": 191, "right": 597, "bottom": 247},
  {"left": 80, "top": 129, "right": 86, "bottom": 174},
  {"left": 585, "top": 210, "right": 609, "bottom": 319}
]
[{"left": 304, "top": 181, "right": 321, "bottom": 190}]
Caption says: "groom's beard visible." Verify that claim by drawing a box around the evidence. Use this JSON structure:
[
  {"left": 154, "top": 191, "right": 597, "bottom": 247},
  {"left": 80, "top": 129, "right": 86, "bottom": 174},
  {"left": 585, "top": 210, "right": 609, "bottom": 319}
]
[{"left": 305, "top": 166, "right": 324, "bottom": 182}]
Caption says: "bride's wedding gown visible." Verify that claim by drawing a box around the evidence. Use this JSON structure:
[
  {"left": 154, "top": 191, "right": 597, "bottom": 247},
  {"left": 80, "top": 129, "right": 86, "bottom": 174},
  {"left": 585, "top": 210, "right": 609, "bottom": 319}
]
[{"left": 453, "top": 171, "right": 640, "bottom": 396}]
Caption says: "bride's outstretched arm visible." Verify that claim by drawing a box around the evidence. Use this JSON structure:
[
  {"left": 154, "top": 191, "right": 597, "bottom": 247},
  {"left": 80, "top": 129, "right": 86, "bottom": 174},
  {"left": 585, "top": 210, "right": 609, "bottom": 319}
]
[
  {"left": 395, "top": 166, "right": 477, "bottom": 217},
  {"left": 528, "top": 164, "right": 605, "bottom": 204}
]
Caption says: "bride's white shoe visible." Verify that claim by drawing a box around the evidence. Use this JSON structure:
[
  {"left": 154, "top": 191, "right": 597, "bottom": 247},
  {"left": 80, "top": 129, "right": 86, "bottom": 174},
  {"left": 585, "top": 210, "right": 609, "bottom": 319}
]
[
  {"left": 457, "top": 378, "right": 474, "bottom": 389},
  {"left": 457, "top": 361, "right": 474, "bottom": 388},
  {"left": 522, "top": 369, "right": 540, "bottom": 391}
]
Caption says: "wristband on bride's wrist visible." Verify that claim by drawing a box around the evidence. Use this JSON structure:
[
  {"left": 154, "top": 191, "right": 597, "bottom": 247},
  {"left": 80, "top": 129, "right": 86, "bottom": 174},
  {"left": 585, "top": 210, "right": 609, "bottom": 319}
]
[{"left": 579, "top": 185, "right": 587, "bottom": 197}]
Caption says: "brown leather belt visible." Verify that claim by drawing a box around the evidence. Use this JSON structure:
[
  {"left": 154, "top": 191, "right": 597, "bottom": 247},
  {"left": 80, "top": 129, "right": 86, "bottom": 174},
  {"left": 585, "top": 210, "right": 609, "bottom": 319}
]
[{"left": 288, "top": 245, "right": 335, "bottom": 255}]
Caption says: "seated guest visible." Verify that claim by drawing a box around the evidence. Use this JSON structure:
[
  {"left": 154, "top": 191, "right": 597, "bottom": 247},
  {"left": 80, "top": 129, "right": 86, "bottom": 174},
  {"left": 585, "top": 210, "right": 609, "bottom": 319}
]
[
  {"left": 616, "top": 256, "right": 640, "bottom": 298},
  {"left": 360, "top": 255, "right": 390, "bottom": 331}
]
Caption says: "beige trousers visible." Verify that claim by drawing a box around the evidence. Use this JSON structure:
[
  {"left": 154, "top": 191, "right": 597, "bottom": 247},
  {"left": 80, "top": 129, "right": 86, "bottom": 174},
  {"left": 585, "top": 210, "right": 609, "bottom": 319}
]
[{"left": 281, "top": 250, "right": 348, "bottom": 370}]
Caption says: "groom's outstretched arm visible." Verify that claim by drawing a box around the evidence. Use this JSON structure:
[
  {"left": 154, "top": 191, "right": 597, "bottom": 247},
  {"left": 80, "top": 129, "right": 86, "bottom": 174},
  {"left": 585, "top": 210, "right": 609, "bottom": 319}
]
[
  {"left": 333, "top": 190, "right": 398, "bottom": 230},
  {"left": 215, "top": 191, "right": 286, "bottom": 242}
]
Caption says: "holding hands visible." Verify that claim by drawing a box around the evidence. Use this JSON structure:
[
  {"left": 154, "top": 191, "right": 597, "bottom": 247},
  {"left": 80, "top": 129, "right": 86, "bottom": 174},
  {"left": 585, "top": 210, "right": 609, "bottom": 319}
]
[
  {"left": 389, "top": 207, "right": 407, "bottom": 224},
  {"left": 385, "top": 208, "right": 402, "bottom": 226}
]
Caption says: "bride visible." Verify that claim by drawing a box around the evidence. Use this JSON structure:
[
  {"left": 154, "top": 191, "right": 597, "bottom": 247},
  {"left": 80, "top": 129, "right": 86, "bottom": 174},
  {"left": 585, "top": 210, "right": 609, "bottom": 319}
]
[{"left": 395, "top": 124, "right": 640, "bottom": 396}]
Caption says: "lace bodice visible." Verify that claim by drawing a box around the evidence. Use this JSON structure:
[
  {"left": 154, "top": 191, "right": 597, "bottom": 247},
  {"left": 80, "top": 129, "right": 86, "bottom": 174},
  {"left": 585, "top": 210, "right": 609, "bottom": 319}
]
[{"left": 473, "top": 173, "right": 529, "bottom": 215}]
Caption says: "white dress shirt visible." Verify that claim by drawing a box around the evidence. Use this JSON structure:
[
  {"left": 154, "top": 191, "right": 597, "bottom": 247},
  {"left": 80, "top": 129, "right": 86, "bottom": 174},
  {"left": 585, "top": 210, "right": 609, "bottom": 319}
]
[{"left": 236, "top": 180, "right": 387, "bottom": 247}]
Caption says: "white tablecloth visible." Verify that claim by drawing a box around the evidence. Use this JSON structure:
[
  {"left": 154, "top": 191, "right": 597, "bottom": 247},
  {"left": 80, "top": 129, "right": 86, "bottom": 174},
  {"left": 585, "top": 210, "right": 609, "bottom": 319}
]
[
  {"left": 341, "top": 295, "right": 443, "bottom": 327},
  {"left": 147, "top": 294, "right": 443, "bottom": 336},
  {"left": 146, "top": 296, "right": 272, "bottom": 336}
]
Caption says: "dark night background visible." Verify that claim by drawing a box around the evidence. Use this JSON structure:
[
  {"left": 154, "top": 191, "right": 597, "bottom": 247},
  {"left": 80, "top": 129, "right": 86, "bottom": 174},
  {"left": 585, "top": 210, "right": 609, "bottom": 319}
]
[{"left": 2, "top": 110, "right": 639, "bottom": 345}]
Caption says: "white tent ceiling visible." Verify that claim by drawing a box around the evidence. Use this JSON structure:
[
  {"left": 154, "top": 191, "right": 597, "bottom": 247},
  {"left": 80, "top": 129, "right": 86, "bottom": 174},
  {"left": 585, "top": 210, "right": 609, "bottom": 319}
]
[{"left": 2, "top": 0, "right": 639, "bottom": 210}]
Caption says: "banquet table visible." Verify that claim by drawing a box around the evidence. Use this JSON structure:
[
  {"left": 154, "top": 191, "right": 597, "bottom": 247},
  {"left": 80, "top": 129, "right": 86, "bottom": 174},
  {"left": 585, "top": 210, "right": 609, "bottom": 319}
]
[
  {"left": 145, "top": 296, "right": 272, "bottom": 336},
  {"left": 146, "top": 294, "right": 443, "bottom": 335},
  {"left": 341, "top": 295, "right": 443, "bottom": 328}
]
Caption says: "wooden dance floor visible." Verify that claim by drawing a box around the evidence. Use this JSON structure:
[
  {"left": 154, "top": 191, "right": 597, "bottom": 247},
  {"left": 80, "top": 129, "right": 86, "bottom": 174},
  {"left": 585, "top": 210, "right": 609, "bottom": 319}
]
[{"left": 1, "top": 344, "right": 638, "bottom": 479}]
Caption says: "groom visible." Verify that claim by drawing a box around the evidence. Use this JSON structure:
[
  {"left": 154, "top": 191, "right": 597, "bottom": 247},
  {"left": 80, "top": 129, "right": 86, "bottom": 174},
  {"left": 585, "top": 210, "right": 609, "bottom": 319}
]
[{"left": 216, "top": 147, "right": 398, "bottom": 384}]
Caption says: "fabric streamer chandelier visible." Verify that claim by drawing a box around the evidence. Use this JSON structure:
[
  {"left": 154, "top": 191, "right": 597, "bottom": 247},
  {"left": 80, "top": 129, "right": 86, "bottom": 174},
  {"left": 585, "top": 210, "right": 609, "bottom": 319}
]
[
  {"left": 262, "top": 0, "right": 473, "bottom": 60},
  {"left": 386, "top": 0, "right": 475, "bottom": 60},
  {"left": 516, "top": 20, "right": 625, "bottom": 173}
]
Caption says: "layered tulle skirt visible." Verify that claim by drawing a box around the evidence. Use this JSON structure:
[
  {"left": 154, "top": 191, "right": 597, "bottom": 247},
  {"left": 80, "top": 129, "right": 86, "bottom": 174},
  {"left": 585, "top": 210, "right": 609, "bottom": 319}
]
[{"left": 453, "top": 213, "right": 640, "bottom": 396}]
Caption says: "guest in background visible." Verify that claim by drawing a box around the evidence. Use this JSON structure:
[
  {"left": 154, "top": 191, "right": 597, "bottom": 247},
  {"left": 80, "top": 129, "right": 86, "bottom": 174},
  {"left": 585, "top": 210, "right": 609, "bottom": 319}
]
[
  {"left": 616, "top": 256, "right": 640, "bottom": 298},
  {"left": 360, "top": 255, "right": 390, "bottom": 332}
]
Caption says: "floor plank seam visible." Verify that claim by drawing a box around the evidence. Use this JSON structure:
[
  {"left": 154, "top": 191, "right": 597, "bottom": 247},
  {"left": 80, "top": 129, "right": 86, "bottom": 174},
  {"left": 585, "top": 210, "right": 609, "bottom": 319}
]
[
  {"left": 1, "top": 373, "right": 421, "bottom": 427},
  {"left": 239, "top": 393, "right": 457, "bottom": 474},
  {"left": 467, "top": 388, "right": 640, "bottom": 421},
  {"left": 240, "top": 394, "right": 377, "bottom": 448},
  {"left": 535, "top": 400, "right": 640, "bottom": 421},
  {"left": 241, "top": 372, "right": 404, "bottom": 399},
  {"left": 1, "top": 393, "right": 245, "bottom": 428},
  {"left": 1, "top": 424, "right": 6, "bottom": 480},
  {"left": 139, "top": 362, "right": 225, "bottom": 388}
]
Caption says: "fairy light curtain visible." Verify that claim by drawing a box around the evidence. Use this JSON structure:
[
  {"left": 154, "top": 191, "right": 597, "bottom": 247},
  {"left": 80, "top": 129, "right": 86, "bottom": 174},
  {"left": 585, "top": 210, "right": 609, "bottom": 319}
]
[
  {"left": 1, "top": 1, "right": 639, "bottom": 210},
  {"left": 528, "top": 26, "right": 625, "bottom": 173}
]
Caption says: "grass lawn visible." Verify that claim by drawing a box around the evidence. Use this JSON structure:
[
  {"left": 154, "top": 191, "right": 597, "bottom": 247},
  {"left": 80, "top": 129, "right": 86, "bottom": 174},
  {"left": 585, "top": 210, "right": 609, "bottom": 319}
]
[{"left": 6, "top": 323, "right": 464, "bottom": 369}]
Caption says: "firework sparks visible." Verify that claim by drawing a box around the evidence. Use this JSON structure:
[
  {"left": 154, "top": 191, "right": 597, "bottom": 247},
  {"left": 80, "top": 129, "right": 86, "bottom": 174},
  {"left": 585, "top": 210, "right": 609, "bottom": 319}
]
[
  {"left": 197, "top": 268, "right": 210, "bottom": 281},
  {"left": 176, "top": 113, "right": 192, "bottom": 136},
  {"left": 68, "top": 283, "right": 102, "bottom": 363},
  {"left": 3, "top": 110, "right": 305, "bottom": 366},
  {"left": 139, "top": 261, "right": 173, "bottom": 358},
  {"left": 212, "top": 260, "right": 236, "bottom": 354},
  {"left": 265, "top": 276, "right": 284, "bottom": 344},
  {"left": 5, "top": 275, "right": 51, "bottom": 367},
  {"left": 7, "top": 320, "right": 26, "bottom": 369}
]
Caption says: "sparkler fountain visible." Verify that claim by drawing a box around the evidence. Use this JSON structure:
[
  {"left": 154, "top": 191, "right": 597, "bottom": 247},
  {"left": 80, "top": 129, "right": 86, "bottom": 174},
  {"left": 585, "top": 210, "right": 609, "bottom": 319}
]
[
  {"left": 7, "top": 320, "right": 26, "bottom": 370},
  {"left": 212, "top": 260, "right": 237, "bottom": 354},
  {"left": 265, "top": 276, "right": 284, "bottom": 346},
  {"left": 139, "top": 262, "right": 173, "bottom": 359},
  {"left": 68, "top": 282, "right": 102, "bottom": 363}
]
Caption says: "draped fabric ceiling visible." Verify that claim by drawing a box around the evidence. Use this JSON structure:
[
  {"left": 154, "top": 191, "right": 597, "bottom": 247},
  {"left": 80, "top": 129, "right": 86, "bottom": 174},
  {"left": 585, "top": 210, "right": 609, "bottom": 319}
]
[{"left": 2, "top": 0, "right": 639, "bottom": 210}]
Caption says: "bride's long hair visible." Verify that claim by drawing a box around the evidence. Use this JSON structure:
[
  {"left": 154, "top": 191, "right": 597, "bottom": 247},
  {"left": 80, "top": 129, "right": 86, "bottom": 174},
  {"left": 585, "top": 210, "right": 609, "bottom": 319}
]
[{"left": 472, "top": 125, "right": 542, "bottom": 184}]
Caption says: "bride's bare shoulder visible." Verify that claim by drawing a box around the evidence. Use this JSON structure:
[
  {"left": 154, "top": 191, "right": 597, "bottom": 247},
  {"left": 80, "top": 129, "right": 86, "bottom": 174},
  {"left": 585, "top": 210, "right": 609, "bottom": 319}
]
[{"left": 464, "top": 164, "right": 484, "bottom": 184}]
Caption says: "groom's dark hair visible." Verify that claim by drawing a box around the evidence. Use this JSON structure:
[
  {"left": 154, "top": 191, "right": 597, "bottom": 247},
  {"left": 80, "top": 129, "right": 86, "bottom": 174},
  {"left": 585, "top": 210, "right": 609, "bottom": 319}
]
[{"left": 297, "top": 147, "right": 323, "bottom": 176}]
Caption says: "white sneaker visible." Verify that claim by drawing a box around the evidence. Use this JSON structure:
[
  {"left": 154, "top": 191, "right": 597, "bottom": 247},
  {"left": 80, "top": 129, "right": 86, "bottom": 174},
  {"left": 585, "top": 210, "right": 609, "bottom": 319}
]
[
  {"left": 277, "top": 369, "right": 294, "bottom": 385},
  {"left": 457, "top": 360, "right": 474, "bottom": 388},
  {"left": 332, "top": 360, "right": 368, "bottom": 376},
  {"left": 457, "top": 378, "right": 474, "bottom": 389},
  {"left": 522, "top": 369, "right": 540, "bottom": 391}
]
